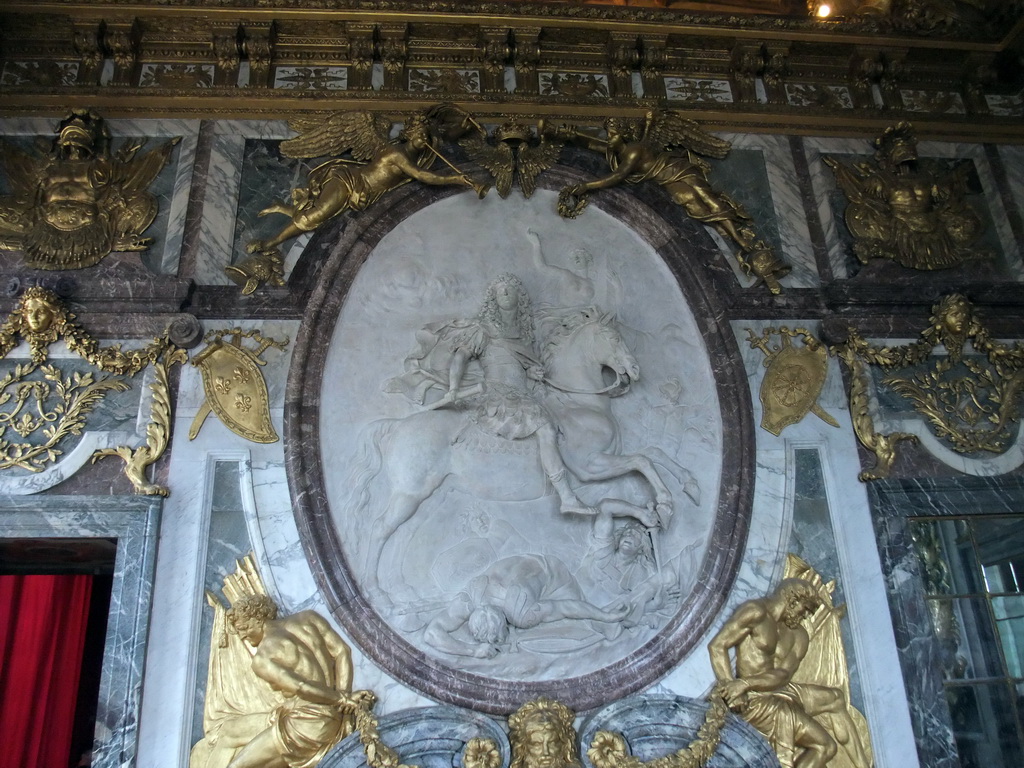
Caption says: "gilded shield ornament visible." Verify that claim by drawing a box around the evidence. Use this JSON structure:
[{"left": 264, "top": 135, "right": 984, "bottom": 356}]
[
  {"left": 190, "top": 330, "right": 287, "bottom": 443},
  {"left": 748, "top": 327, "right": 838, "bottom": 436}
]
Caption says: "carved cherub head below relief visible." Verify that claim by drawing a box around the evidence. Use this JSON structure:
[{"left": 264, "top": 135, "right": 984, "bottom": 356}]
[{"left": 509, "top": 698, "right": 580, "bottom": 768}]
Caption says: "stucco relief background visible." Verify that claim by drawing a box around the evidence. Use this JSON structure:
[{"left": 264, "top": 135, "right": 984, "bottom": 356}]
[{"left": 322, "top": 190, "right": 721, "bottom": 680}]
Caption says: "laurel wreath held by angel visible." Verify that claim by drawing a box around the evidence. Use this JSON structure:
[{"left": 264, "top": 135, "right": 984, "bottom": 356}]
[{"left": 546, "top": 110, "right": 790, "bottom": 294}]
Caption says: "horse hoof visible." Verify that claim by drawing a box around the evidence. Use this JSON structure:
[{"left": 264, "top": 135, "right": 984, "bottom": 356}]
[{"left": 655, "top": 502, "right": 673, "bottom": 528}]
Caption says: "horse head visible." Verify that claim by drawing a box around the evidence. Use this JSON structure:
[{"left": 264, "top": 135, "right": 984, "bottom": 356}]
[{"left": 542, "top": 306, "right": 639, "bottom": 397}]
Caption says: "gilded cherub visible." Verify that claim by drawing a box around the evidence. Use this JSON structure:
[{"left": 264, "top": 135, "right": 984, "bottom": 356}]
[
  {"left": 824, "top": 122, "right": 985, "bottom": 271},
  {"left": 0, "top": 110, "right": 179, "bottom": 269},
  {"left": 246, "top": 109, "right": 488, "bottom": 256},
  {"left": 547, "top": 110, "right": 790, "bottom": 294}
]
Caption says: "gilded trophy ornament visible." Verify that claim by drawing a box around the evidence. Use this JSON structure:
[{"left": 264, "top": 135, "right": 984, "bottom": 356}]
[
  {"left": 191, "top": 553, "right": 379, "bottom": 768},
  {"left": 91, "top": 343, "right": 187, "bottom": 496},
  {"left": 708, "top": 554, "right": 873, "bottom": 768},
  {"left": 242, "top": 107, "right": 488, "bottom": 278},
  {"left": 0, "top": 110, "right": 179, "bottom": 270},
  {"left": 189, "top": 328, "right": 288, "bottom": 443},
  {"left": 545, "top": 111, "right": 790, "bottom": 294},
  {"left": 824, "top": 122, "right": 986, "bottom": 271},
  {"left": 460, "top": 117, "right": 563, "bottom": 199},
  {"left": 747, "top": 327, "right": 840, "bottom": 436},
  {"left": 836, "top": 294, "right": 1024, "bottom": 478},
  {"left": 0, "top": 286, "right": 184, "bottom": 486}
]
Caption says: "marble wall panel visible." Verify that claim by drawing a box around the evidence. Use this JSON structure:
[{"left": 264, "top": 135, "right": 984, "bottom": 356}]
[
  {"left": 867, "top": 478, "right": 1024, "bottom": 768},
  {"left": 716, "top": 134, "right": 818, "bottom": 289},
  {"left": 0, "top": 494, "right": 160, "bottom": 768},
  {"left": 195, "top": 121, "right": 295, "bottom": 286}
]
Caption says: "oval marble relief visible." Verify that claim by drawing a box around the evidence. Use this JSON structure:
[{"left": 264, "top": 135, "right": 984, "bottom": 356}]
[{"left": 287, "top": 185, "right": 753, "bottom": 713}]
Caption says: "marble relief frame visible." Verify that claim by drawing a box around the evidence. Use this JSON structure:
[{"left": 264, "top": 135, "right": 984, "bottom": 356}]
[
  {"left": 285, "top": 162, "right": 755, "bottom": 713},
  {"left": 0, "top": 494, "right": 161, "bottom": 768}
]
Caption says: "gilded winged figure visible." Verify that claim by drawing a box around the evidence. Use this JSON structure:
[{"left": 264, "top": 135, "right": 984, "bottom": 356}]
[
  {"left": 0, "top": 110, "right": 179, "bottom": 270},
  {"left": 549, "top": 110, "right": 790, "bottom": 294},
  {"left": 247, "top": 109, "right": 488, "bottom": 255},
  {"left": 460, "top": 118, "right": 562, "bottom": 199},
  {"left": 824, "top": 122, "right": 985, "bottom": 271}
]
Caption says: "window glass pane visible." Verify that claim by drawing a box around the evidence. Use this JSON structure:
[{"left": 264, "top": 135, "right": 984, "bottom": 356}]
[
  {"left": 912, "top": 519, "right": 982, "bottom": 596},
  {"left": 974, "top": 518, "right": 1024, "bottom": 594},
  {"left": 929, "top": 598, "right": 1003, "bottom": 680},
  {"left": 946, "top": 683, "right": 1024, "bottom": 768},
  {"left": 993, "top": 596, "right": 1024, "bottom": 679}
]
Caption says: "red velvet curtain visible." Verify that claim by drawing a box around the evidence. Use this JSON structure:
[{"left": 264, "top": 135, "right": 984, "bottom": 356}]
[{"left": 0, "top": 574, "right": 93, "bottom": 768}]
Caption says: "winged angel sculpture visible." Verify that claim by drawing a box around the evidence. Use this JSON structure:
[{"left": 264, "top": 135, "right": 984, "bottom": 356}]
[
  {"left": 547, "top": 110, "right": 791, "bottom": 294},
  {"left": 245, "top": 109, "right": 488, "bottom": 258},
  {"left": 0, "top": 110, "right": 179, "bottom": 270}
]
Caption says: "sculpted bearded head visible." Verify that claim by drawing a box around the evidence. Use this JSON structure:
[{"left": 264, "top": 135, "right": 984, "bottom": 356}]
[
  {"left": 509, "top": 698, "right": 579, "bottom": 768},
  {"left": 774, "top": 578, "right": 821, "bottom": 629}
]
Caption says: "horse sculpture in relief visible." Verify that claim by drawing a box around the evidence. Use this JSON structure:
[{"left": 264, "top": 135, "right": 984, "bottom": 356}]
[{"left": 350, "top": 273, "right": 699, "bottom": 602}]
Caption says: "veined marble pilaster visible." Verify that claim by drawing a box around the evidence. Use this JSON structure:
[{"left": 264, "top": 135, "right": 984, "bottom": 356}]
[{"left": 0, "top": 495, "right": 161, "bottom": 768}]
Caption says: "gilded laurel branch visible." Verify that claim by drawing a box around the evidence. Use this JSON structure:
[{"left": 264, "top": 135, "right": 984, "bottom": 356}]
[
  {"left": 0, "top": 363, "right": 130, "bottom": 472},
  {"left": 350, "top": 698, "right": 418, "bottom": 768},
  {"left": 586, "top": 694, "right": 728, "bottom": 768}
]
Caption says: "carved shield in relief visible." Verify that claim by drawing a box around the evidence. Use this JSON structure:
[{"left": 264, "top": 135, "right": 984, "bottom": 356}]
[
  {"left": 193, "top": 339, "right": 277, "bottom": 443},
  {"left": 759, "top": 342, "right": 829, "bottom": 436}
]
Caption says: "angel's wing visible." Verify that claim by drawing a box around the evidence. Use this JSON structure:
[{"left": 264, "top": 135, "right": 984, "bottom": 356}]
[
  {"left": 644, "top": 111, "right": 731, "bottom": 159},
  {"left": 279, "top": 111, "right": 392, "bottom": 161},
  {"left": 113, "top": 137, "right": 180, "bottom": 195},
  {"left": 516, "top": 139, "right": 562, "bottom": 198},
  {"left": 0, "top": 140, "right": 45, "bottom": 200},
  {"left": 462, "top": 135, "right": 514, "bottom": 198}
]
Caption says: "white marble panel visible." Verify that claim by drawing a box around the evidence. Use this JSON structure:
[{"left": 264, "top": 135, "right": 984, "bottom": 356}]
[
  {"left": 195, "top": 121, "right": 293, "bottom": 285},
  {"left": 720, "top": 133, "right": 819, "bottom": 288},
  {"left": 275, "top": 65, "right": 348, "bottom": 90}
]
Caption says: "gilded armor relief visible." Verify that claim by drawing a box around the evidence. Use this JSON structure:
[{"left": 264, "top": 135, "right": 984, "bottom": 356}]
[
  {"left": 0, "top": 115, "right": 198, "bottom": 277},
  {"left": 805, "top": 135, "right": 1020, "bottom": 281}
]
